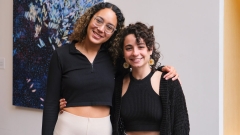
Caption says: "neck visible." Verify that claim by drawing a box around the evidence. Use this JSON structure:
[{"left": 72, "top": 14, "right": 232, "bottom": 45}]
[
  {"left": 77, "top": 39, "right": 101, "bottom": 53},
  {"left": 131, "top": 65, "right": 152, "bottom": 80}
]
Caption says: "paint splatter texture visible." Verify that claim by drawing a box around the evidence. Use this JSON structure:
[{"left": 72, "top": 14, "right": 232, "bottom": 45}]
[{"left": 13, "top": 0, "right": 103, "bottom": 109}]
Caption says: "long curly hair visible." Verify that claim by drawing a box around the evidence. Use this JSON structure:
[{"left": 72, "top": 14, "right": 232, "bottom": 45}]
[
  {"left": 69, "top": 2, "right": 125, "bottom": 65},
  {"left": 119, "top": 22, "right": 161, "bottom": 73}
]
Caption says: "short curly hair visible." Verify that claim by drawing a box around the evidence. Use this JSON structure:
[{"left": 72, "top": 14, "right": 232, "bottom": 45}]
[
  {"left": 119, "top": 22, "right": 161, "bottom": 72},
  {"left": 69, "top": 2, "right": 125, "bottom": 65}
]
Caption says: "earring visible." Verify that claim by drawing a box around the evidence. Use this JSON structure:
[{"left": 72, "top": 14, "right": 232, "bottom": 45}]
[
  {"left": 149, "top": 56, "right": 154, "bottom": 66},
  {"left": 123, "top": 62, "right": 129, "bottom": 69}
]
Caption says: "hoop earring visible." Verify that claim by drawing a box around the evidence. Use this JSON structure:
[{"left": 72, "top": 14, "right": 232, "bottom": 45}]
[
  {"left": 123, "top": 62, "right": 129, "bottom": 69},
  {"left": 149, "top": 56, "right": 154, "bottom": 66}
]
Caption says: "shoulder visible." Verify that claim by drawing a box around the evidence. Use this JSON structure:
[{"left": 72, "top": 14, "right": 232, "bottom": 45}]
[
  {"left": 167, "top": 78, "right": 181, "bottom": 88},
  {"left": 151, "top": 71, "right": 162, "bottom": 84},
  {"left": 115, "top": 74, "right": 129, "bottom": 87},
  {"left": 55, "top": 43, "right": 71, "bottom": 53},
  {"left": 151, "top": 71, "right": 162, "bottom": 95},
  {"left": 115, "top": 72, "right": 130, "bottom": 82},
  {"left": 159, "top": 71, "right": 181, "bottom": 86},
  {"left": 52, "top": 43, "right": 74, "bottom": 60},
  {"left": 115, "top": 73, "right": 130, "bottom": 85},
  {"left": 159, "top": 72, "right": 182, "bottom": 93},
  {"left": 152, "top": 71, "right": 162, "bottom": 79},
  {"left": 123, "top": 74, "right": 130, "bottom": 83},
  {"left": 165, "top": 78, "right": 183, "bottom": 99}
]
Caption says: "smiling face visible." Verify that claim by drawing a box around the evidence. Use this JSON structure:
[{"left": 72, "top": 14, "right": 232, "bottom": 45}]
[
  {"left": 86, "top": 8, "right": 117, "bottom": 46},
  {"left": 123, "top": 34, "right": 153, "bottom": 69}
]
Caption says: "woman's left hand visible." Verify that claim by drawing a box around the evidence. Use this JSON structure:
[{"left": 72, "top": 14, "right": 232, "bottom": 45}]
[{"left": 161, "top": 65, "right": 179, "bottom": 81}]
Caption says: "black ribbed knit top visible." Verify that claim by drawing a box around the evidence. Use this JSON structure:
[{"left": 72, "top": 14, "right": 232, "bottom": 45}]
[{"left": 120, "top": 71, "right": 162, "bottom": 131}]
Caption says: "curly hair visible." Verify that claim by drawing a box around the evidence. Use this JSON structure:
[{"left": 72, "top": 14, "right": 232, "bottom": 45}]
[
  {"left": 69, "top": 2, "right": 125, "bottom": 65},
  {"left": 119, "top": 22, "right": 161, "bottom": 72}
]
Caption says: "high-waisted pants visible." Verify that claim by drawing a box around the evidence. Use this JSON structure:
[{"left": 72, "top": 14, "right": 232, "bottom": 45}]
[{"left": 53, "top": 111, "right": 112, "bottom": 135}]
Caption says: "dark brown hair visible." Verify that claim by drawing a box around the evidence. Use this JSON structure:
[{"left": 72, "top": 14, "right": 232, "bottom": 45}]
[{"left": 119, "top": 22, "right": 161, "bottom": 72}]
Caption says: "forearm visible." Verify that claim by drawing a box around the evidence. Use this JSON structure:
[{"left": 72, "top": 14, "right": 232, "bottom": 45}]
[{"left": 42, "top": 104, "right": 59, "bottom": 135}]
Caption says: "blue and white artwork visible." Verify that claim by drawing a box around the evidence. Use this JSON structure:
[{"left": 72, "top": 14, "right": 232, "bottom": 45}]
[{"left": 13, "top": 0, "right": 103, "bottom": 109}]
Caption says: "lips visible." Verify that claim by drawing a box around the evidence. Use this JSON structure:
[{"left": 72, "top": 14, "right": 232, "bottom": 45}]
[
  {"left": 92, "top": 30, "right": 103, "bottom": 39},
  {"left": 130, "top": 58, "right": 142, "bottom": 63}
]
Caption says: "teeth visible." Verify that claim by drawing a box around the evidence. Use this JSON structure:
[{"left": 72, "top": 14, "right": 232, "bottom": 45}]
[
  {"left": 93, "top": 31, "right": 101, "bottom": 38},
  {"left": 131, "top": 58, "right": 142, "bottom": 62}
]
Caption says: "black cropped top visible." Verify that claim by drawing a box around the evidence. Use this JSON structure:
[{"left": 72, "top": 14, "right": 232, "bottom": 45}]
[
  {"left": 120, "top": 72, "right": 162, "bottom": 131},
  {"left": 42, "top": 42, "right": 115, "bottom": 135}
]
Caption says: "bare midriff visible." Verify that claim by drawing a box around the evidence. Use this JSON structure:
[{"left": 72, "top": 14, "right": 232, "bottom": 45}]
[
  {"left": 63, "top": 106, "right": 110, "bottom": 118},
  {"left": 126, "top": 131, "right": 160, "bottom": 135}
]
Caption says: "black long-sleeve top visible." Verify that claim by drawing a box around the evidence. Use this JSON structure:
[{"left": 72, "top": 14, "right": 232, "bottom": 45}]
[
  {"left": 111, "top": 72, "right": 190, "bottom": 135},
  {"left": 42, "top": 42, "right": 115, "bottom": 135}
]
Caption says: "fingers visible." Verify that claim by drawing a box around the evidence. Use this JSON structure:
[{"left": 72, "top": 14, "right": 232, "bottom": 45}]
[
  {"left": 162, "top": 65, "right": 171, "bottom": 72},
  {"left": 59, "top": 98, "right": 67, "bottom": 111},
  {"left": 59, "top": 110, "right": 63, "bottom": 114},
  {"left": 163, "top": 66, "right": 174, "bottom": 79},
  {"left": 171, "top": 74, "right": 179, "bottom": 81},
  {"left": 162, "top": 65, "right": 179, "bottom": 80},
  {"left": 59, "top": 98, "right": 65, "bottom": 102},
  {"left": 60, "top": 102, "right": 67, "bottom": 109},
  {"left": 164, "top": 72, "right": 177, "bottom": 80}
]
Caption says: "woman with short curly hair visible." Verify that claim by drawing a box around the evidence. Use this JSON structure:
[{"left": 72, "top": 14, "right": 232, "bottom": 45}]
[{"left": 112, "top": 22, "right": 190, "bottom": 135}]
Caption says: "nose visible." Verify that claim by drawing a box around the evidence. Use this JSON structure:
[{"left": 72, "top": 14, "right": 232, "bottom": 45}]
[
  {"left": 97, "top": 25, "right": 105, "bottom": 32},
  {"left": 132, "top": 48, "right": 139, "bottom": 56}
]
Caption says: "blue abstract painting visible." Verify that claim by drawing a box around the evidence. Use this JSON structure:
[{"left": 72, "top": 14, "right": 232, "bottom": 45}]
[{"left": 13, "top": 0, "right": 103, "bottom": 109}]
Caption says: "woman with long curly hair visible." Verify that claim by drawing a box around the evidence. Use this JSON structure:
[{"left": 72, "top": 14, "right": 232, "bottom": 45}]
[{"left": 42, "top": 2, "right": 179, "bottom": 135}]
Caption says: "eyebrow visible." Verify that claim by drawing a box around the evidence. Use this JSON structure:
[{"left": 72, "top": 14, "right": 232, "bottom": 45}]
[
  {"left": 137, "top": 42, "right": 145, "bottom": 45},
  {"left": 124, "top": 44, "right": 133, "bottom": 48},
  {"left": 125, "top": 44, "right": 132, "bottom": 47}
]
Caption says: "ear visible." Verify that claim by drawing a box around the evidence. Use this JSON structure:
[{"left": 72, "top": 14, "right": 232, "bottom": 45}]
[
  {"left": 150, "top": 51, "right": 153, "bottom": 56},
  {"left": 149, "top": 46, "right": 153, "bottom": 55}
]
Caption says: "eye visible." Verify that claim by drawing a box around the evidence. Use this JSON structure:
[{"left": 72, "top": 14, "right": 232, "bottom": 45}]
[
  {"left": 106, "top": 24, "right": 114, "bottom": 31},
  {"left": 125, "top": 47, "right": 132, "bottom": 51},
  {"left": 95, "top": 17, "right": 103, "bottom": 24},
  {"left": 138, "top": 45, "right": 145, "bottom": 49}
]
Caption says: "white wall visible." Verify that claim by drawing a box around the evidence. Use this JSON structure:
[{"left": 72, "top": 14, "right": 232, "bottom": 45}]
[
  {"left": 0, "top": 1, "right": 42, "bottom": 135},
  {"left": 0, "top": 0, "right": 222, "bottom": 135},
  {"left": 109, "top": 0, "right": 222, "bottom": 135}
]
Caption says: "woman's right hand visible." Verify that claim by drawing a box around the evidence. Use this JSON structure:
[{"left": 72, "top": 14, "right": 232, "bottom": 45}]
[{"left": 59, "top": 98, "right": 67, "bottom": 114}]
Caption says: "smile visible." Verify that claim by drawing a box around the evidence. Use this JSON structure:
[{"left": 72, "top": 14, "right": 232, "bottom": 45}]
[
  {"left": 130, "top": 58, "right": 143, "bottom": 63},
  {"left": 92, "top": 30, "right": 103, "bottom": 39}
]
